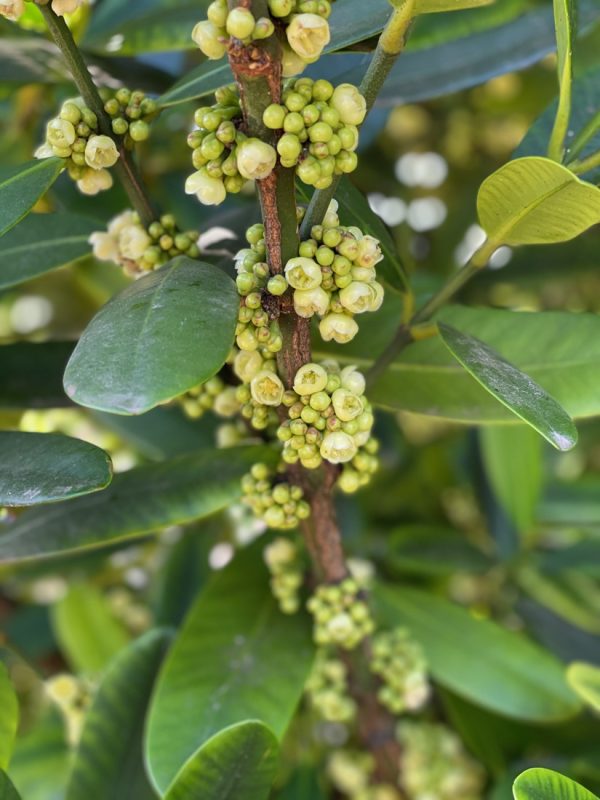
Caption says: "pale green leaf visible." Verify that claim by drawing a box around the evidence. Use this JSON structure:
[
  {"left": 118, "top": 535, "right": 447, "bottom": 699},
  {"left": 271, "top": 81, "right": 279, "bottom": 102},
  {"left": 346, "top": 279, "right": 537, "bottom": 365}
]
[
  {"left": 566, "top": 661, "right": 600, "bottom": 712},
  {"left": 0, "top": 665, "right": 18, "bottom": 771},
  {"left": 513, "top": 768, "right": 599, "bottom": 800},
  {"left": 548, "top": 0, "right": 575, "bottom": 160},
  {"left": 0, "top": 159, "right": 63, "bottom": 237},
  {"left": 415, "top": 0, "right": 493, "bottom": 12},
  {"left": 0, "top": 771, "right": 21, "bottom": 800}
]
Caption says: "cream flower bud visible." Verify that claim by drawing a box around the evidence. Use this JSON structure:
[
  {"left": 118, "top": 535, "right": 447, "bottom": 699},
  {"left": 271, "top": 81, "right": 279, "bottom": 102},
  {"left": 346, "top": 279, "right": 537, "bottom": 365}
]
[
  {"left": 84, "top": 135, "right": 119, "bottom": 170},
  {"left": 319, "top": 313, "right": 359, "bottom": 344},
  {"left": 286, "top": 13, "right": 330, "bottom": 60},
  {"left": 322, "top": 199, "right": 339, "bottom": 229},
  {"left": 264, "top": 537, "right": 297, "bottom": 568},
  {"left": 192, "top": 20, "right": 228, "bottom": 59},
  {"left": 293, "top": 363, "right": 328, "bottom": 395},
  {"left": 213, "top": 386, "right": 241, "bottom": 417},
  {"left": 339, "top": 281, "right": 375, "bottom": 314},
  {"left": 52, "top": 0, "right": 83, "bottom": 15},
  {"left": 320, "top": 431, "right": 357, "bottom": 464},
  {"left": 0, "top": 0, "right": 24, "bottom": 20},
  {"left": 185, "top": 170, "right": 227, "bottom": 205},
  {"left": 356, "top": 234, "right": 383, "bottom": 268},
  {"left": 351, "top": 265, "right": 376, "bottom": 283},
  {"left": 369, "top": 281, "right": 384, "bottom": 311},
  {"left": 34, "top": 143, "right": 55, "bottom": 159},
  {"left": 293, "top": 286, "right": 330, "bottom": 318},
  {"left": 225, "top": 6, "right": 255, "bottom": 39},
  {"left": 250, "top": 370, "right": 284, "bottom": 406},
  {"left": 330, "top": 83, "right": 367, "bottom": 126},
  {"left": 108, "top": 210, "right": 137, "bottom": 236},
  {"left": 234, "top": 349, "right": 264, "bottom": 383},
  {"left": 281, "top": 43, "right": 307, "bottom": 77},
  {"left": 353, "top": 430, "right": 370, "bottom": 448},
  {"left": 285, "top": 257, "right": 322, "bottom": 290},
  {"left": 326, "top": 612, "right": 355, "bottom": 643},
  {"left": 331, "top": 388, "right": 364, "bottom": 422},
  {"left": 119, "top": 224, "right": 151, "bottom": 261},
  {"left": 89, "top": 231, "right": 119, "bottom": 263},
  {"left": 340, "top": 365, "right": 366, "bottom": 396},
  {"left": 236, "top": 138, "right": 277, "bottom": 180},
  {"left": 46, "top": 118, "right": 76, "bottom": 150},
  {"left": 77, "top": 168, "right": 113, "bottom": 195}
]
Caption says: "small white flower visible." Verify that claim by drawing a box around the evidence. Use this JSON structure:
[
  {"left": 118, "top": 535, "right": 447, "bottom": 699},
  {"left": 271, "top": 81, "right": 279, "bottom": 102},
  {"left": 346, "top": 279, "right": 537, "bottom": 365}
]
[
  {"left": 356, "top": 234, "right": 383, "bottom": 268},
  {"left": 293, "top": 363, "right": 328, "bottom": 396},
  {"left": 233, "top": 349, "right": 263, "bottom": 383},
  {"left": 369, "top": 281, "right": 384, "bottom": 311},
  {"left": 281, "top": 43, "right": 307, "bottom": 77},
  {"left": 330, "top": 83, "right": 367, "bottom": 126},
  {"left": 286, "top": 13, "right": 330, "bottom": 60},
  {"left": 293, "top": 286, "right": 330, "bottom": 318},
  {"left": 84, "top": 135, "right": 120, "bottom": 170},
  {"left": 0, "top": 0, "right": 24, "bottom": 20},
  {"left": 331, "top": 388, "right": 364, "bottom": 421},
  {"left": 77, "top": 168, "right": 113, "bottom": 195},
  {"left": 340, "top": 365, "right": 366, "bottom": 396},
  {"left": 46, "top": 118, "right": 76, "bottom": 150},
  {"left": 118, "top": 224, "right": 151, "bottom": 261},
  {"left": 320, "top": 431, "right": 357, "bottom": 464},
  {"left": 339, "top": 282, "right": 376, "bottom": 314},
  {"left": 52, "top": 0, "right": 84, "bottom": 16},
  {"left": 250, "top": 370, "right": 284, "bottom": 406},
  {"left": 185, "top": 170, "right": 227, "bottom": 205},
  {"left": 213, "top": 387, "right": 241, "bottom": 417},
  {"left": 285, "top": 257, "right": 322, "bottom": 290},
  {"left": 108, "top": 210, "right": 137, "bottom": 236},
  {"left": 34, "top": 143, "right": 55, "bottom": 160},
  {"left": 319, "top": 312, "right": 359, "bottom": 344},
  {"left": 236, "top": 138, "right": 277, "bottom": 181},
  {"left": 89, "top": 231, "right": 119, "bottom": 263}
]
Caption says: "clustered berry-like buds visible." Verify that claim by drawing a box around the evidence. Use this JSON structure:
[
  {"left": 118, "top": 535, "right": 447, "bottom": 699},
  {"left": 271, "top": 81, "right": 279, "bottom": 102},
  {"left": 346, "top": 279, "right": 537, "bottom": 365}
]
[
  {"left": 186, "top": 88, "right": 277, "bottom": 206},
  {"left": 103, "top": 87, "right": 157, "bottom": 146},
  {"left": 282, "top": 201, "right": 384, "bottom": 343},
  {"left": 370, "top": 628, "right": 430, "bottom": 715},
  {"left": 178, "top": 375, "right": 241, "bottom": 420},
  {"left": 242, "top": 463, "right": 311, "bottom": 530},
  {"left": 277, "top": 361, "right": 378, "bottom": 483},
  {"left": 263, "top": 79, "right": 365, "bottom": 189},
  {"left": 327, "top": 750, "right": 404, "bottom": 800},
  {"left": 397, "top": 722, "right": 485, "bottom": 800},
  {"left": 192, "top": 0, "right": 275, "bottom": 60},
  {"left": 266, "top": 1, "right": 333, "bottom": 75},
  {"left": 263, "top": 536, "right": 305, "bottom": 613},
  {"left": 305, "top": 649, "right": 356, "bottom": 722},
  {"left": 90, "top": 211, "right": 200, "bottom": 277},
  {"left": 1, "top": 0, "right": 86, "bottom": 19},
  {"left": 307, "top": 578, "right": 374, "bottom": 649}
]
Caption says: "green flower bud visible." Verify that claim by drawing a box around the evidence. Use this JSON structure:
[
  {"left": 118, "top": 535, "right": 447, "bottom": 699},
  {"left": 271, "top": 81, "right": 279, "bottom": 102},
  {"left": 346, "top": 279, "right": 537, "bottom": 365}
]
[
  {"left": 226, "top": 7, "right": 256, "bottom": 39},
  {"left": 207, "top": 0, "right": 228, "bottom": 27},
  {"left": 336, "top": 150, "right": 359, "bottom": 173},
  {"left": 192, "top": 20, "right": 228, "bottom": 59},
  {"left": 236, "top": 138, "right": 277, "bottom": 180},
  {"left": 296, "top": 157, "right": 321, "bottom": 185},
  {"left": 185, "top": 169, "right": 227, "bottom": 205},
  {"left": 284, "top": 92, "right": 307, "bottom": 113},
  {"left": 338, "top": 126, "right": 359, "bottom": 152},
  {"left": 129, "top": 120, "right": 150, "bottom": 142},
  {"left": 319, "top": 312, "right": 359, "bottom": 344},
  {"left": 330, "top": 83, "right": 367, "bottom": 126},
  {"left": 84, "top": 135, "right": 119, "bottom": 169},
  {"left": 60, "top": 102, "right": 82, "bottom": 125},
  {"left": 224, "top": 174, "right": 246, "bottom": 193},
  {"left": 77, "top": 167, "right": 113, "bottom": 195},
  {"left": 251, "top": 370, "right": 285, "bottom": 406},
  {"left": 263, "top": 103, "right": 287, "bottom": 130},
  {"left": 253, "top": 16, "right": 275, "bottom": 39},
  {"left": 277, "top": 133, "right": 303, "bottom": 163},
  {"left": 293, "top": 363, "right": 328, "bottom": 395},
  {"left": 338, "top": 468, "right": 361, "bottom": 493},
  {"left": 340, "top": 365, "right": 366, "bottom": 396},
  {"left": 331, "top": 388, "right": 364, "bottom": 422},
  {"left": 309, "top": 121, "right": 333, "bottom": 143},
  {"left": 268, "top": 0, "right": 294, "bottom": 16},
  {"left": 47, "top": 118, "right": 76, "bottom": 150},
  {"left": 267, "top": 274, "right": 288, "bottom": 296},
  {"left": 281, "top": 44, "right": 308, "bottom": 78},
  {"left": 286, "top": 13, "right": 331, "bottom": 60},
  {"left": 111, "top": 117, "right": 129, "bottom": 136},
  {"left": 309, "top": 391, "right": 331, "bottom": 412},
  {"left": 293, "top": 287, "right": 330, "bottom": 318},
  {"left": 285, "top": 256, "right": 322, "bottom": 290}
]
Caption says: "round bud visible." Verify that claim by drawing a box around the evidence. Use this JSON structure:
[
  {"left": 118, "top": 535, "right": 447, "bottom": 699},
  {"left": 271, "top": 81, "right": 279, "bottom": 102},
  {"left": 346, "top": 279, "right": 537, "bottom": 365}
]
[
  {"left": 336, "top": 150, "right": 358, "bottom": 174},
  {"left": 236, "top": 138, "right": 277, "bottom": 180},
  {"left": 320, "top": 430, "right": 358, "bottom": 464},
  {"left": 319, "top": 313, "right": 359, "bottom": 344},
  {"left": 285, "top": 257, "right": 322, "bottom": 290},
  {"left": 293, "top": 287, "right": 330, "bottom": 318},
  {"left": 207, "top": 0, "right": 228, "bottom": 27},
  {"left": 77, "top": 167, "right": 113, "bottom": 195},
  {"left": 226, "top": 7, "right": 256, "bottom": 39},
  {"left": 60, "top": 102, "right": 82, "bottom": 125},
  {"left": 277, "top": 133, "right": 303, "bottom": 163},
  {"left": 253, "top": 16, "right": 275, "bottom": 39},
  {"left": 192, "top": 20, "right": 228, "bottom": 59},
  {"left": 47, "top": 118, "right": 76, "bottom": 149},
  {"left": 293, "top": 363, "right": 328, "bottom": 395},
  {"left": 330, "top": 83, "right": 367, "bottom": 126},
  {"left": 129, "top": 120, "right": 150, "bottom": 142},
  {"left": 338, "top": 126, "right": 359, "bottom": 151},
  {"left": 263, "top": 104, "right": 287, "bottom": 130},
  {"left": 268, "top": 0, "right": 294, "bottom": 16},
  {"left": 111, "top": 117, "right": 129, "bottom": 135},
  {"left": 84, "top": 135, "right": 120, "bottom": 169},
  {"left": 267, "top": 275, "right": 288, "bottom": 296},
  {"left": 309, "top": 121, "right": 333, "bottom": 143}
]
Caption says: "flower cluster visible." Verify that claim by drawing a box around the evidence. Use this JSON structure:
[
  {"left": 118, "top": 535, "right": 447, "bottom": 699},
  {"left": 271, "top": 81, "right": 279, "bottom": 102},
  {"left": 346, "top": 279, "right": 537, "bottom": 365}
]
[
  {"left": 268, "top": 2, "right": 333, "bottom": 76},
  {"left": 307, "top": 577, "right": 374, "bottom": 649},
  {"left": 186, "top": 89, "right": 276, "bottom": 206},
  {"left": 286, "top": 201, "right": 384, "bottom": 343},
  {"left": 103, "top": 87, "right": 158, "bottom": 146},
  {"left": 241, "top": 463, "right": 310, "bottom": 530},
  {"left": 328, "top": 751, "right": 402, "bottom": 800},
  {"left": 192, "top": 0, "right": 275, "bottom": 61},
  {"left": 277, "top": 361, "right": 376, "bottom": 475},
  {"left": 263, "top": 536, "right": 304, "bottom": 613},
  {"left": 35, "top": 98, "right": 119, "bottom": 195},
  {"left": 178, "top": 375, "right": 240, "bottom": 421},
  {"left": 90, "top": 211, "right": 200, "bottom": 276},
  {"left": 1, "top": 0, "right": 85, "bottom": 20},
  {"left": 305, "top": 649, "right": 356, "bottom": 722},
  {"left": 397, "top": 722, "right": 485, "bottom": 800},
  {"left": 370, "top": 628, "right": 430, "bottom": 715},
  {"left": 264, "top": 79, "right": 365, "bottom": 189}
]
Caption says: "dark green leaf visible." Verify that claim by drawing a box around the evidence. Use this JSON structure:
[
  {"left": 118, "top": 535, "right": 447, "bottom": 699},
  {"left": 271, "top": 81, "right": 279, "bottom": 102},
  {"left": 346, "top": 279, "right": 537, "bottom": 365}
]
[
  {"left": 0, "top": 665, "right": 17, "bottom": 771},
  {"left": 51, "top": 584, "right": 130, "bottom": 675},
  {"left": 63, "top": 257, "right": 238, "bottom": 415},
  {"left": 0, "top": 342, "right": 73, "bottom": 409},
  {"left": 513, "top": 768, "right": 599, "bottom": 800},
  {"left": 67, "top": 629, "right": 171, "bottom": 800},
  {"left": 0, "top": 159, "right": 63, "bottom": 238},
  {"left": 0, "top": 38, "right": 68, "bottom": 85},
  {"left": 146, "top": 547, "right": 313, "bottom": 794},
  {"left": 9, "top": 709, "right": 69, "bottom": 800},
  {"left": 375, "top": 585, "right": 581, "bottom": 721},
  {"left": 438, "top": 323, "right": 577, "bottom": 451},
  {"left": 0, "top": 771, "right": 21, "bottom": 800},
  {"left": 0, "top": 446, "right": 274, "bottom": 564},
  {"left": 0, "top": 432, "right": 112, "bottom": 507},
  {"left": 164, "top": 722, "right": 279, "bottom": 800},
  {"left": 0, "top": 213, "right": 98, "bottom": 290},
  {"left": 387, "top": 525, "right": 492, "bottom": 577}
]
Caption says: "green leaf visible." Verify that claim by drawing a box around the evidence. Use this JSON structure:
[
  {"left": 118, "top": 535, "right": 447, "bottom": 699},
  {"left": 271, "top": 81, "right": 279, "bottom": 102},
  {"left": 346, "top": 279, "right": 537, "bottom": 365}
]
[
  {"left": 480, "top": 426, "right": 543, "bottom": 533},
  {"left": 51, "top": 584, "right": 130, "bottom": 675},
  {"left": 0, "top": 159, "right": 63, "bottom": 238},
  {"left": 9, "top": 708, "right": 69, "bottom": 800},
  {"left": 0, "top": 665, "right": 18, "bottom": 771},
  {"left": 0, "top": 771, "right": 21, "bottom": 800},
  {"left": 0, "top": 432, "right": 112, "bottom": 507},
  {"left": 375, "top": 585, "right": 581, "bottom": 721},
  {"left": 0, "top": 342, "right": 73, "bottom": 409},
  {"left": 0, "top": 446, "right": 273, "bottom": 564},
  {"left": 387, "top": 525, "right": 492, "bottom": 577},
  {"left": 0, "top": 37, "right": 69, "bottom": 85},
  {"left": 66, "top": 629, "right": 171, "bottom": 800},
  {"left": 438, "top": 323, "right": 577, "bottom": 451},
  {"left": 415, "top": 0, "right": 494, "bottom": 11},
  {"left": 0, "top": 213, "right": 98, "bottom": 290},
  {"left": 164, "top": 722, "right": 279, "bottom": 800},
  {"left": 145, "top": 547, "right": 313, "bottom": 794},
  {"left": 513, "top": 768, "right": 599, "bottom": 800},
  {"left": 477, "top": 156, "right": 600, "bottom": 246},
  {"left": 63, "top": 256, "right": 238, "bottom": 415},
  {"left": 566, "top": 661, "right": 600, "bottom": 712},
  {"left": 548, "top": 0, "right": 576, "bottom": 160},
  {"left": 316, "top": 302, "right": 600, "bottom": 423}
]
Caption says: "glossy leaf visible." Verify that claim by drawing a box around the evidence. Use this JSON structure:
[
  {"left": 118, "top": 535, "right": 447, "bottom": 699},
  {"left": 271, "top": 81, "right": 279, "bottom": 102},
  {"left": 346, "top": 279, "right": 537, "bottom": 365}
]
[
  {"left": 0, "top": 159, "right": 63, "bottom": 238},
  {"left": 0, "top": 342, "right": 73, "bottom": 409},
  {"left": 0, "top": 213, "right": 98, "bottom": 290},
  {"left": 164, "top": 722, "right": 279, "bottom": 800},
  {"left": 146, "top": 548, "right": 313, "bottom": 794},
  {"left": 387, "top": 525, "right": 492, "bottom": 577},
  {"left": 8, "top": 709, "right": 69, "bottom": 800},
  {"left": 513, "top": 768, "right": 599, "bottom": 800},
  {"left": 0, "top": 665, "right": 18, "bottom": 771},
  {"left": 477, "top": 157, "right": 600, "bottom": 246},
  {"left": 63, "top": 256, "right": 238, "bottom": 415},
  {"left": 0, "top": 446, "right": 273, "bottom": 564},
  {"left": 375, "top": 585, "right": 581, "bottom": 721},
  {"left": 0, "top": 771, "right": 21, "bottom": 800},
  {"left": 0, "top": 432, "right": 112, "bottom": 507},
  {"left": 51, "top": 584, "right": 130, "bottom": 675},
  {"left": 547, "top": 0, "right": 576, "bottom": 160},
  {"left": 480, "top": 426, "right": 543, "bottom": 534},
  {"left": 66, "top": 629, "right": 171, "bottom": 800},
  {"left": 0, "top": 37, "right": 68, "bottom": 86},
  {"left": 566, "top": 661, "right": 600, "bottom": 712},
  {"left": 316, "top": 302, "right": 600, "bottom": 423},
  {"left": 438, "top": 323, "right": 577, "bottom": 451}
]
